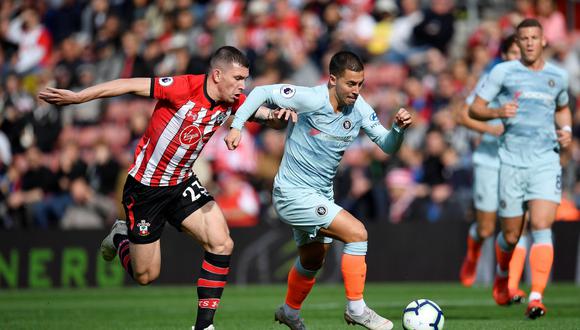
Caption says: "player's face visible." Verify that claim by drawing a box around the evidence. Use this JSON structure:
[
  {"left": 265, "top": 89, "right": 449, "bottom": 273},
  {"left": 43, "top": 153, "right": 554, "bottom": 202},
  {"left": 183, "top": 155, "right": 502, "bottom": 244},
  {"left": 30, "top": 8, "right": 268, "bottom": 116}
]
[
  {"left": 517, "top": 27, "right": 545, "bottom": 63},
  {"left": 502, "top": 43, "right": 521, "bottom": 61},
  {"left": 333, "top": 69, "right": 364, "bottom": 106},
  {"left": 217, "top": 62, "right": 249, "bottom": 103}
]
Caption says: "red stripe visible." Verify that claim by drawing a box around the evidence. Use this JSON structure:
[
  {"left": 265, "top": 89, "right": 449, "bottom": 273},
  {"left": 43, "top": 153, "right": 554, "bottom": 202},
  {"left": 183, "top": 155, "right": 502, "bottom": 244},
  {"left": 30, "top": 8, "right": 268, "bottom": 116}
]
[
  {"left": 122, "top": 255, "right": 131, "bottom": 268},
  {"left": 135, "top": 106, "right": 174, "bottom": 184},
  {"left": 119, "top": 241, "right": 130, "bottom": 254},
  {"left": 149, "top": 115, "right": 189, "bottom": 186},
  {"left": 126, "top": 197, "right": 136, "bottom": 230},
  {"left": 202, "top": 260, "right": 230, "bottom": 275},
  {"left": 197, "top": 278, "right": 226, "bottom": 288},
  {"left": 145, "top": 107, "right": 179, "bottom": 186},
  {"left": 132, "top": 136, "right": 152, "bottom": 183},
  {"left": 128, "top": 135, "right": 147, "bottom": 182}
]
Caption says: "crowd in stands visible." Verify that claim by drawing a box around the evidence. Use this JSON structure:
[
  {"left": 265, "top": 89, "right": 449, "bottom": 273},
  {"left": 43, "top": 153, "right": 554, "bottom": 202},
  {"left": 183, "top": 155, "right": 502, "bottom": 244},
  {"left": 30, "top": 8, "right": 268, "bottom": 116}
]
[{"left": 1, "top": 0, "right": 579, "bottom": 230}]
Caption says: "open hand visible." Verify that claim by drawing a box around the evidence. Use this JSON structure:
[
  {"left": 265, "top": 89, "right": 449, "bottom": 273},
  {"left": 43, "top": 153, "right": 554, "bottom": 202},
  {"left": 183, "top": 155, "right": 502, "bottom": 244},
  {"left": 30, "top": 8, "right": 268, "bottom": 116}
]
[
  {"left": 38, "top": 87, "right": 79, "bottom": 105},
  {"left": 273, "top": 108, "right": 297, "bottom": 123}
]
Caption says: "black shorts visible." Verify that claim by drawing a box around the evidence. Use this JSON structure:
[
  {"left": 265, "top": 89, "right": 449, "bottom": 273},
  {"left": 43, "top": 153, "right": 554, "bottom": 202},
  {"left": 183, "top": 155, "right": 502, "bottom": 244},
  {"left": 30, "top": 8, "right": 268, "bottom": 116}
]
[{"left": 122, "top": 174, "right": 214, "bottom": 244}]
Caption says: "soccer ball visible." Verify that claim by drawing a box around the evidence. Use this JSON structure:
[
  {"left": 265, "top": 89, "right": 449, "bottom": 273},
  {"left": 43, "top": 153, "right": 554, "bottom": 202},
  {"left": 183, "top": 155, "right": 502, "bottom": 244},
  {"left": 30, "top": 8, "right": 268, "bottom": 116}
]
[{"left": 402, "top": 299, "right": 445, "bottom": 330}]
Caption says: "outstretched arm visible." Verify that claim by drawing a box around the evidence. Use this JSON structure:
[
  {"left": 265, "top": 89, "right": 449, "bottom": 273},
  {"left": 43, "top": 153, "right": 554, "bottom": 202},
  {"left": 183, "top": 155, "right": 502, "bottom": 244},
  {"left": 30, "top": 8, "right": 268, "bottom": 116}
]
[
  {"left": 38, "top": 78, "right": 151, "bottom": 105},
  {"left": 226, "top": 84, "right": 316, "bottom": 150},
  {"left": 231, "top": 84, "right": 316, "bottom": 130}
]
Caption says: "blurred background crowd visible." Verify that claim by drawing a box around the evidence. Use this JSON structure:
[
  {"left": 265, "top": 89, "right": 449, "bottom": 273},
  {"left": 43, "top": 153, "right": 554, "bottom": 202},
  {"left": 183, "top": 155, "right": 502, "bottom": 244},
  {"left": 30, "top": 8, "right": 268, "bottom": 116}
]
[{"left": 1, "top": 0, "right": 579, "bottom": 230}]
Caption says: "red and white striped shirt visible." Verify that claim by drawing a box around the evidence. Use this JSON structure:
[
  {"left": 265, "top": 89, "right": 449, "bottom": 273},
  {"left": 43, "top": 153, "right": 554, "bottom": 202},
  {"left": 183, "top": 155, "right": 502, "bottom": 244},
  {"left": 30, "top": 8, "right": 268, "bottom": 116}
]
[{"left": 128, "top": 75, "right": 246, "bottom": 186}]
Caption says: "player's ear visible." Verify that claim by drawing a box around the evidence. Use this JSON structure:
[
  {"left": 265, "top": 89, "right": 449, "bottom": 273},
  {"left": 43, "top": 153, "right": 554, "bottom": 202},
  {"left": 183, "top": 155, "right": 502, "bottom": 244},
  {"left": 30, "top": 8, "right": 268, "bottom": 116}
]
[
  {"left": 212, "top": 68, "right": 221, "bottom": 82},
  {"left": 329, "top": 74, "right": 337, "bottom": 87}
]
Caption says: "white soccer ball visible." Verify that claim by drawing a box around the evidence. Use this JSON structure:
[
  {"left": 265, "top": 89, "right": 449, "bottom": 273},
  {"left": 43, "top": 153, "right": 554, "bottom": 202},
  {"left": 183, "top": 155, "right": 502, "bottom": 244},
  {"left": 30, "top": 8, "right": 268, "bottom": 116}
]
[{"left": 402, "top": 299, "right": 445, "bottom": 330}]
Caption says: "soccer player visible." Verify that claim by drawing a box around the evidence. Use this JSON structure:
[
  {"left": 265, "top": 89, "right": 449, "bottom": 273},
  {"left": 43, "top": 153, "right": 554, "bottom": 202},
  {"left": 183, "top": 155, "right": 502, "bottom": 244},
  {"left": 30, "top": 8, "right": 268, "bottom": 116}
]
[
  {"left": 469, "top": 19, "right": 572, "bottom": 319},
  {"left": 39, "top": 46, "right": 296, "bottom": 330},
  {"left": 458, "top": 35, "right": 528, "bottom": 303},
  {"left": 225, "top": 51, "right": 412, "bottom": 330}
]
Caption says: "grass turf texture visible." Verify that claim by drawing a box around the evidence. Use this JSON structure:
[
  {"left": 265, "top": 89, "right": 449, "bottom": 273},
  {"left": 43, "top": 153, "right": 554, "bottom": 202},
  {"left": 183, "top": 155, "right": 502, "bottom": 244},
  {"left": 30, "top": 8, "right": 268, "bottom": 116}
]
[{"left": 1, "top": 283, "right": 579, "bottom": 329}]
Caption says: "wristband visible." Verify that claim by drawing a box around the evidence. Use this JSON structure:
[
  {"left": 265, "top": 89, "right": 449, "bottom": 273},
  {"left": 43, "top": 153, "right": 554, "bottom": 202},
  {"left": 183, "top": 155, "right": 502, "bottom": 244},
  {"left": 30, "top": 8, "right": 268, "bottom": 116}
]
[
  {"left": 392, "top": 123, "right": 403, "bottom": 133},
  {"left": 561, "top": 125, "right": 572, "bottom": 133}
]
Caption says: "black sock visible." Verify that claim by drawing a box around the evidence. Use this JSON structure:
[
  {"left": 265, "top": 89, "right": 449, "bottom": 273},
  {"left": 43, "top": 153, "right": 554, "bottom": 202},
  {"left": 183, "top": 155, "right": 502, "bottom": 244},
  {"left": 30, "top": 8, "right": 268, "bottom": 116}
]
[
  {"left": 117, "top": 238, "right": 134, "bottom": 278},
  {"left": 113, "top": 233, "right": 127, "bottom": 249},
  {"left": 194, "top": 252, "right": 231, "bottom": 329}
]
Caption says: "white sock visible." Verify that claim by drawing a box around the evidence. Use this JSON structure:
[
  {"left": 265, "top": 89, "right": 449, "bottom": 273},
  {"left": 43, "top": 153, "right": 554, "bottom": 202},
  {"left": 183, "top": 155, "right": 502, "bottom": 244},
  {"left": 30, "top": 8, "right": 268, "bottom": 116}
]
[
  {"left": 347, "top": 299, "right": 366, "bottom": 316},
  {"left": 529, "top": 291, "right": 542, "bottom": 302},
  {"left": 283, "top": 304, "right": 300, "bottom": 320}
]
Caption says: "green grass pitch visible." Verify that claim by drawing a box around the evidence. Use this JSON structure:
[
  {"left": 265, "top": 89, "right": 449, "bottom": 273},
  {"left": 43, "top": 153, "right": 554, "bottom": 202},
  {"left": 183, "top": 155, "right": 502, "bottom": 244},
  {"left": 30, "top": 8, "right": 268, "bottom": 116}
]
[{"left": 1, "top": 283, "right": 579, "bottom": 329}]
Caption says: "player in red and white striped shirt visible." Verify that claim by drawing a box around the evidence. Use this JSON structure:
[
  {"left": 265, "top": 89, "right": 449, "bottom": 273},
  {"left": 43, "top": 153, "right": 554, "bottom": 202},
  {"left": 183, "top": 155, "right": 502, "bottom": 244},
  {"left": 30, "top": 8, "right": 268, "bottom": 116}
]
[{"left": 39, "top": 46, "right": 296, "bottom": 330}]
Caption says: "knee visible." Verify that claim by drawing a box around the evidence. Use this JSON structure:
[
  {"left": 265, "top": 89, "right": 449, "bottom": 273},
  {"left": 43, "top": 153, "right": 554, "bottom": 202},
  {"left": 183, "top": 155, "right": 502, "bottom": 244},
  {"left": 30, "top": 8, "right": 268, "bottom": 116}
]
[
  {"left": 134, "top": 271, "right": 159, "bottom": 286},
  {"left": 300, "top": 256, "right": 325, "bottom": 271},
  {"left": 209, "top": 237, "right": 234, "bottom": 255},
  {"left": 477, "top": 224, "right": 495, "bottom": 239},
  {"left": 346, "top": 226, "right": 367, "bottom": 243},
  {"left": 503, "top": 231, "right": 521, "bottom": 247}
]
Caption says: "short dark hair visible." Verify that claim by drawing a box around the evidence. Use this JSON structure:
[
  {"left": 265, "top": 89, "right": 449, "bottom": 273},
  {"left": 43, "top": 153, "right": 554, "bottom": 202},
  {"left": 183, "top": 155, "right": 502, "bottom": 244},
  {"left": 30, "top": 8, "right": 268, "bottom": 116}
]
[
  {"left": 500, "top": 34, "right": 517, "bottom": 55},
  {"left": 329, "top": 51, "right": 364, "bottom": 77},
  {"left": 516, "top": 18, "right": 543, "bottom": 31},
  {"left": 209, "top": 46, "right": 249, "bottom": 69}
]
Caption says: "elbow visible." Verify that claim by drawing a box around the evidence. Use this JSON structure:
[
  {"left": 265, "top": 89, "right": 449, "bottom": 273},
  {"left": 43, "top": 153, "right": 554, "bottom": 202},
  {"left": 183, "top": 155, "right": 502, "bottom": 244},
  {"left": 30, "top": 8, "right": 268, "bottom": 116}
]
[{"left": 468, "top": 107, "right": 481, "bottom": 120}]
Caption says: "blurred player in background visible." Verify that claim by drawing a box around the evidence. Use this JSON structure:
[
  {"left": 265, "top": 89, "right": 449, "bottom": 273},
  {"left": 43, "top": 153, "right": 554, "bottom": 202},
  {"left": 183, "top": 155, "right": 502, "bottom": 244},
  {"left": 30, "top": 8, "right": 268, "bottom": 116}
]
[
  {"left": 39, "top": 46, "right": 296, "bottom": 330},
  {"left": 225, "top": 51, "right": 412, "bottom": 330},
  {"left": 469, "top": 19, "right": 572, "bottom": 319},
  {"left": 458, "top": 34, "right": 528, "bottom": 303}
]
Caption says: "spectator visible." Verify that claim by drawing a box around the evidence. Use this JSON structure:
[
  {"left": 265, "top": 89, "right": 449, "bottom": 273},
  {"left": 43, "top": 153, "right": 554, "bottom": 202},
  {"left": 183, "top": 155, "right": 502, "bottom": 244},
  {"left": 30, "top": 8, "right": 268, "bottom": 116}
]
[
  {"left": 420, "top": 129, "right": 448, "bottom": 186},
  {"left": 386, "top": 0, "right": 423, "bottom": 63},
  {"left": 498, "top": 0, "right": 534, "bottom": 37},
  {"left": 385, "top": 168, "right": 416, "bottom": 223},
  {"left": 43, "top": 0, "right": 83, "bottom": 44},
  {"left": 7, "top": 147, "right": 56, "bottom": 228},
  {"left": 81, "top": 0, "right": 111, "bottom": 40},
  {"left": 367, "top": 0, "right": 398, "bottom": 57},
  {"left": 536, "top": 0, "right": 567, "bottom": 46},
  {"left": 60, "top": 177, "right": 117, "bottom": 229},
  {"left": 87, "top": 140, "right": 120, "bottom": 196},
  {"left": 338, "top": 166, "right": 381, "bottom": 221},
  {"left": 337, "top": 0, "right": 376, "bottom": 57},
  {"left": 6, "top": 7, "right": 52, "bottom": 74},
  {"left": 114, "top": 31, "right": 150, "bottom": 79},
  {"left": 424, "top": 183, "right": 464, "bottom": 223},
  {"left": 34, "top": 141, "right": 86, "bottom": 228},
  {"left": 411, "top": 0, "right": 455, "bottom": 54},
  {"left": 0, "top": 73, "right": 35, "bottom": 154}
]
